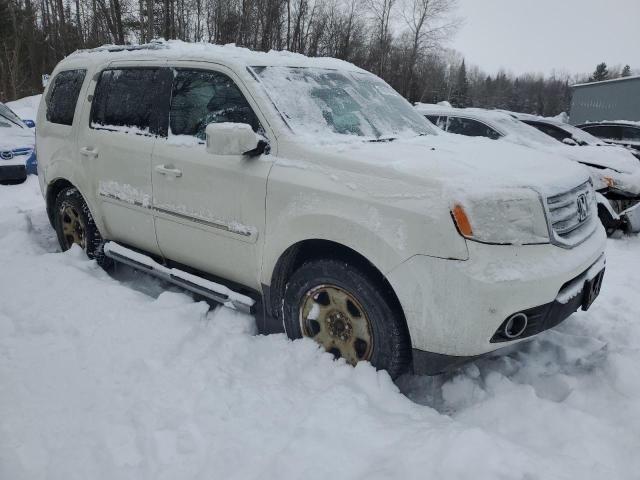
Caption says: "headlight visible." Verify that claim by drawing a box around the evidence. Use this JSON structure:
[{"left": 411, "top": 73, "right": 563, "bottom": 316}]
[{"left": 451, "top": 188, "right": 549, "bottom": 245}]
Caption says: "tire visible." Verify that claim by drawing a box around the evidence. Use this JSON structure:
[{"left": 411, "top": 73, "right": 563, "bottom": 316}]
[
  {"left": 283, "top": 259, "right": 411, "bottom": 379},
  {"left": 53, "top": 187, "right": 112, "bottom": 269},
  {"left": 597, "top": 203, "right": 621, "bottom": 237}
]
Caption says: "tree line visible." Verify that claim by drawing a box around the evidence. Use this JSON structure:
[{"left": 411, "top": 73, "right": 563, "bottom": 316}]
[{"left": 0, "top": 0, "right": 635, "bottom": 118}]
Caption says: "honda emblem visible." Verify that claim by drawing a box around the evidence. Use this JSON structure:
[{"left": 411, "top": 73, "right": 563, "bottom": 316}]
[{"left": 576, "top": 193, "right": 589, "bottom": 222}]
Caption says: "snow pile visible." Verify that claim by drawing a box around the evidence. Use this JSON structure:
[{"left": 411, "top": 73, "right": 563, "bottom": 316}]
[
  {"left": 5, "top": 94, "right": 42, "bottom": 122},
  {"left": 1, "top": 178, "right": 640, "bottom": 479}
]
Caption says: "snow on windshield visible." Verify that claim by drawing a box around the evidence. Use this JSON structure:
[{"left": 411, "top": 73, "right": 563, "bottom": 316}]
[{"left": 251, "top": 66, "right": 434, "bottom": 140}]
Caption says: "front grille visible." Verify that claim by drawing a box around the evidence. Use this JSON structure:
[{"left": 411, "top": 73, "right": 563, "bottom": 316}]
[{"left": 546, "top": 180, "right": 596, "bottom": 247}]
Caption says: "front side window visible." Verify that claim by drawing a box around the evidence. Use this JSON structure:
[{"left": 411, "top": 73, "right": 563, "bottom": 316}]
[
  {"left": 527, "top": 121, "right": 570, "bottom": 142},
  {"left": 447, "top": 117, "right": 501, "bottom": 140},
  {"left": 170, "top": 69, "right": 261, "bottom": 140},
  {"left": 91, "top": 68, "right": 172, "bottom": 136},
  {"left": 425, "top": 115, "right": 447, "bottom": 130},
  {"left": 46, "top": 69, "right": 86, "bottom": 126},
  {"left": 251, "top": 66, "right": 434, "bottom": 140}
]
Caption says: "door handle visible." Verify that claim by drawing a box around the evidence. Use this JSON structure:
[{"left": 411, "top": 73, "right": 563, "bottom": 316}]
[
  {"left": 155, "top": 165, "right": 183, "bottom": 178},
  {"left": 80, "top": 147, "right": 98, "bottom": 158}
]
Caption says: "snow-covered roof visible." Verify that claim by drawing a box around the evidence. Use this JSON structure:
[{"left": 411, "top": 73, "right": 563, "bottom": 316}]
[
  {"left": 61, "top": 40, "right": 365, "bottom": 73},
  {"left": 572, "top": 75, "right": 640, "bottom": 88},
  {"left": 414, "top": 103, "right": 516, "bottom": 123}
]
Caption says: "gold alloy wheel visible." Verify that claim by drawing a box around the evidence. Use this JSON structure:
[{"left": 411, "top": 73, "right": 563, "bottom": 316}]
[
  {"left": 299, "top": 284, "right": 373, "bottom": 365},
  {"left": 60, "top": 205, "right": 86, "bottom": 249}
]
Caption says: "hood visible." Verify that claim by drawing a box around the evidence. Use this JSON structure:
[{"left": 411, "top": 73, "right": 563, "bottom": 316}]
[
  {"left": 284, "top": 133, "right": 591, "bottom": 200},
  {"left": 564, "top": 144, "right": 640, "bottom": 174},
  {"left": 0, "top": 122, "right": 35, "bottom": 151}
]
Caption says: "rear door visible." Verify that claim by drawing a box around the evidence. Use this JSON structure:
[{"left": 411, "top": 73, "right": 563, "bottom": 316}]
[
  {"left": 151, "top": 64, "right": 273, "bottom": 289},
  {"left": 79, "top": 63, "right": 172, "bottom": 254}
]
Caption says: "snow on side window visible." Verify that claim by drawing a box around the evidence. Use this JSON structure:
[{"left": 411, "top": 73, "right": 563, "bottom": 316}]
[
  {"left": 251, "top": 66, "right": 433, "bottom": 141},
  {"left": 90, "top": 68, "right": 172, "bottom": 136},
  {"left": 46, "top": 69, "right": 86, "bottom": 126},
  {"left": 169, "top": 69, "right": 261, "bottom": 141}
]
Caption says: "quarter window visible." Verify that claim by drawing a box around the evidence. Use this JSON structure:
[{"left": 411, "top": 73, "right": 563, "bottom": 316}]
[
  {"left": 46, "top": 69, "right": 86, "bottom": 126},
  {"left": 170, "top": 69, "right": 261, "bottom": 140},
  {"left": 91, "top": 68, "right": 172, "bottom": 136}
]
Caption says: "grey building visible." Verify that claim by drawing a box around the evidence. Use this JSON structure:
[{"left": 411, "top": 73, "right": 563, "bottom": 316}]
[{"left": 570, "top": 76, "right": 640, "bottom": 125}]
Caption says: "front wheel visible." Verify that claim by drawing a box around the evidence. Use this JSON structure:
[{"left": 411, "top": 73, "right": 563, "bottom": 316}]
[
  {"left": 53, "top": 187, "right": 112, "bottom": 268},
  {"left": 283, "top": 259, "right": 411, "bottom": 378}
]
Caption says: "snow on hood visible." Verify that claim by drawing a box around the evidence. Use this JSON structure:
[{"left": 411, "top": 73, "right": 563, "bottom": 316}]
[
  {"left": 288, "top": 133, "right": 591, "bottom": 200},
  {"left": 560, "top": 144, "right": 640, "bottom": 174},
  {"left": 0, "top": 121, "right": 34, "bottom": 151}
]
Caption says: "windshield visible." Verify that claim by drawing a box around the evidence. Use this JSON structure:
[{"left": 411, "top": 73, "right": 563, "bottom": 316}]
[
  {"left": 493, "top": 116, "right": 560, "bottom": 147},
  {"left": 251, "top": 66, "right": 434, "bottom": 140},
  {"left": 0, "top": 103, "right": 25, "bottom": 129}
]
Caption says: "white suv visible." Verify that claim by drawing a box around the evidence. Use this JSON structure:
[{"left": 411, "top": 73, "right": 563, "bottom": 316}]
[{"left": 37, "top": 41, "right": 606, "bottom": 378}]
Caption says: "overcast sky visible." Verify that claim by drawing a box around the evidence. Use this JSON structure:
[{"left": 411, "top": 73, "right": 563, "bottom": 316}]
[{"left": 450, "top": 0, "right": 640, "bottom": 76}]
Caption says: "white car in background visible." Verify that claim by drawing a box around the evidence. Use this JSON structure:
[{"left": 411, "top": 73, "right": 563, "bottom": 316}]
[
  {"left": 416, "top": 104, "right": 640, "bottom": 234},
  {"left": 0, "top": 102, "right": 37, "bottom": 184}
]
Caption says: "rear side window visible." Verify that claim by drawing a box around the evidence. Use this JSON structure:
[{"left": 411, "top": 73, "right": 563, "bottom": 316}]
[
  {"left": 91, "top": 68, "right": 172, "bottom": 136},
  {"left": 170, "top": 69, "right": 261, "bottom": 140},
  {"left": 46, "top": 69, "right": 86, "bottom": 126}
]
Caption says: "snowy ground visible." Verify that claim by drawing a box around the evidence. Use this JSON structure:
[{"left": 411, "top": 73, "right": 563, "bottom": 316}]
[{"left": 1, "top": 177, "right": 639, "bottom": 480}]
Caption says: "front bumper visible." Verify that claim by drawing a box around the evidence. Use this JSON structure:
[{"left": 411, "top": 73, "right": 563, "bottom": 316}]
[{"left": 386, "top": 223, "right": 607, "bottom": 360}]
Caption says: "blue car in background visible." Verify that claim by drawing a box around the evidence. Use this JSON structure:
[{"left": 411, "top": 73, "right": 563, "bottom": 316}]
[{"left": 0, "top": 102, "right": 37, "bottom": 183}]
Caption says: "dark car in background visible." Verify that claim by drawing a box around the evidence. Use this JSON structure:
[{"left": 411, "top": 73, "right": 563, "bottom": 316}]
[{"left": 576, "top": 122, "right": 640, "bottom": 160}]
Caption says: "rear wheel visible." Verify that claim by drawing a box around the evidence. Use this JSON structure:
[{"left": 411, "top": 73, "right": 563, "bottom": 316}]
[
  {"left": 283, "top": 259, "right": 411, "bottom": 378},
  {"left": 53, "top": 187, "right": 112, "bottom": 268}
]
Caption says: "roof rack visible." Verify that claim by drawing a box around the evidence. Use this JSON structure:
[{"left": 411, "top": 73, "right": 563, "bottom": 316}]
[{"left": 76, "top": 40, "right": 169, "bottom": 55}]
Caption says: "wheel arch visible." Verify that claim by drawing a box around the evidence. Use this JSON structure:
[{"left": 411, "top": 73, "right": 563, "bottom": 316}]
[
  {"left": 267, "top": 239, "right": 410, "bottom": 342},
  {"left": 45, "top": 178, "right": 76, "bottom": 226}
]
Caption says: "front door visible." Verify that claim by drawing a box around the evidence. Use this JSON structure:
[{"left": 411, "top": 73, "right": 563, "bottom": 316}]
[
  {"left": 151, "top": 65, "right": 273, "bottom": 289},
  {"left": 80, "top": 63, "right": 172, "bottom": 254}
]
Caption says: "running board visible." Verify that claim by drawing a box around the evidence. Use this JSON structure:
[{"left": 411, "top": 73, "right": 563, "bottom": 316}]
[{"left": 103, "top": 241, "right": 255, "bottom": 314}]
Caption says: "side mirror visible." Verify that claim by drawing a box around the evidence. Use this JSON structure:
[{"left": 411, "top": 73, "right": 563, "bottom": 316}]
[
  {"left": 22, "top": 119, "right": 36, "bottom": 128},
  {"left": 562, "top": 137, "right": 578, "bottom": 146},
  {"left": 205, "top": 123, "right": 267, "bottom": 157}
]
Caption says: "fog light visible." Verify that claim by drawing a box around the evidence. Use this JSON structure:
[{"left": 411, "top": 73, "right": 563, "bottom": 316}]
[{"left": 504, "top": 313, "right": 528, "bottom": 339}]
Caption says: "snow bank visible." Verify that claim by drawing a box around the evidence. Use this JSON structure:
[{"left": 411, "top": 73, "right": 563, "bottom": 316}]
[
  {"left": 1, "top": 178, "right": 640, "bottom": 479},
  {"left": 5, "top": 94, "right": 42, "bottom": 121}
]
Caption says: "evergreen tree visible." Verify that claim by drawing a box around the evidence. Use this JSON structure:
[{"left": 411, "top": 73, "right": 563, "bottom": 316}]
[
  {"left": 450, "top": 59, "right": 469, "bottom": 107},
  {"left": 621, "top": 65, "right": 632, "bottom": 77},
  {"left": 590, "top": 62, "right": 610, "bottom": 82}
]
